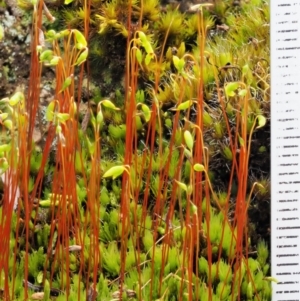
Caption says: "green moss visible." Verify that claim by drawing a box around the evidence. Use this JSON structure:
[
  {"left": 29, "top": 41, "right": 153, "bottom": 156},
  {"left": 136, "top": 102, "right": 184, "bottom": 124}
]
[{"left": 2, "top": 0, "right": 272, "bottom": 299}]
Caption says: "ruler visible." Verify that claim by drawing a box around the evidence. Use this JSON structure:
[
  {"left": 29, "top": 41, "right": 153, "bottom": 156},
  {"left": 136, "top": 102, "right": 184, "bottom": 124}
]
[{"left": 271, "top": 1, "right": 300, "bottom": 300}]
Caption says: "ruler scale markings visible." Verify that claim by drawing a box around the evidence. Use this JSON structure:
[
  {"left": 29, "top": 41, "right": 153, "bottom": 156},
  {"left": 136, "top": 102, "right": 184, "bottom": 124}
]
[{"left": 271, "top": 0, "right": 300, "bottom": 300}]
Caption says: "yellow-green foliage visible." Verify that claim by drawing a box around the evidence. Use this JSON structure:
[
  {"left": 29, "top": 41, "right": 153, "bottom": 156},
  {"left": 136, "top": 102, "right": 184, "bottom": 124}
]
[
  {"left": 157, "top": 9, "right": 184, "bottom": 38},
  {"left": 6, "top": 0, "right": 271, "bottom": 300},
  {"left": 137, "top": 0, "right": 160, "bottom": 21}
]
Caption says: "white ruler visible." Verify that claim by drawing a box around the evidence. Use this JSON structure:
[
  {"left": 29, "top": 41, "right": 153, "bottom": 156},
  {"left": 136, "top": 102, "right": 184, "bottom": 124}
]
[{"left": 271, "top": 1, "right": 300, "bottom": 300}]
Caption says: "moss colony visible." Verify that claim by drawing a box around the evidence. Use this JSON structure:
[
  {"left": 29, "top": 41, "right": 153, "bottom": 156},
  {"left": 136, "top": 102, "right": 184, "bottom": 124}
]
[{"left": 0, "top": 0, "right": 271, "bottom": 300}]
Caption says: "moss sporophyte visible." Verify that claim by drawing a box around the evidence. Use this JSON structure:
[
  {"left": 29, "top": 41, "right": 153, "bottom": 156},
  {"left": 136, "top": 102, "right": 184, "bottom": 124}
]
[{"left": 0, "top": 0, "right": 272, "bottom": 300}]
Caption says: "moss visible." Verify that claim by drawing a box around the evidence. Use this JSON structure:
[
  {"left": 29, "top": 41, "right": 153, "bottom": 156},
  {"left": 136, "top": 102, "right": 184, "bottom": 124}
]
[{"left": 2, "top": 0, "right": 272, "bottom": 299}]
